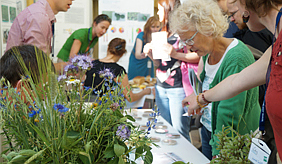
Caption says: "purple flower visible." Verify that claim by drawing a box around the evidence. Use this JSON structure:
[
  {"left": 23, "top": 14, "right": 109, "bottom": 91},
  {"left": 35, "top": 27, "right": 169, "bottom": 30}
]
[
  {"left": 70, "top": 55, "right": 93, "bottom": 71},
  {"left": 53, "top": 104, "right": 69, "bottom": 113},
  {"left": 99, "top": 68, "right": 115, "bottom": 80},
  {"left": 116, "top": 124, "right": 131, "bottom": 140},
  {"left": 57, "top": 75, "right": 67, "bottom": 82},
  {"left": 64, "top": 64, "right": 78, "bottom": 73},
  {"left": 110, "top": 102, "right": 119, "bottom": 111}
]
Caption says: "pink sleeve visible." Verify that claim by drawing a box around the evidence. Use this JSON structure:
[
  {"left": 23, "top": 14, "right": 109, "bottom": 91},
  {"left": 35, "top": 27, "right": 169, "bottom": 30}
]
[
  {"left": 6, "top": 17, "right": 22, "bottom": 52},
  {"left": 23, "top": 13, "right": 52, "bottom": 53}
]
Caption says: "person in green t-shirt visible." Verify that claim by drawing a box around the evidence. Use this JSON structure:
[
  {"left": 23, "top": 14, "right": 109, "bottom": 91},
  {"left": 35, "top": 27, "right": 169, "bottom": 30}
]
[{"left": 57, "top": 14, "right": 111, "bottom": 62}]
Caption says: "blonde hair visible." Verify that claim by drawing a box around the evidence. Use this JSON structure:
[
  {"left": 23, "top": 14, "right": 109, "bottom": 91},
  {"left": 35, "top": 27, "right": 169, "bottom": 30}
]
[{"left": 169, "top": 0, "right": 229, "bottom": 38}]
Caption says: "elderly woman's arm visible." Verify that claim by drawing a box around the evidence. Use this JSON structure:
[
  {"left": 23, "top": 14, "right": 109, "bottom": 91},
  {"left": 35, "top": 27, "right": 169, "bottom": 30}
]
[
  {"left": 170, "top": 48, "right": 200, "bottom": 63},
  {"left": 182, "top": 46, "right": 272, "bottom": 115}
]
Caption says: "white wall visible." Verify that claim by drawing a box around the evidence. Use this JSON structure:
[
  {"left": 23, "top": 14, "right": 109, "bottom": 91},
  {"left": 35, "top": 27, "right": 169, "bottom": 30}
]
[
  {"left": 98, "top": 0, "right": 154, "bottom": 72},
  {"left": 0, "top": 0, "right": 26, "bottom": 57},
  {"left": 53, "top": 0, "right": 93, "bottom": 63}
]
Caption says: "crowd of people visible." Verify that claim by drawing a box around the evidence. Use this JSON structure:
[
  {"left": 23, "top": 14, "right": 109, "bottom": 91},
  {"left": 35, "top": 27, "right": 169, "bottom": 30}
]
[{"left": 1, "top": 0, "right": 282, "bottom": 162}]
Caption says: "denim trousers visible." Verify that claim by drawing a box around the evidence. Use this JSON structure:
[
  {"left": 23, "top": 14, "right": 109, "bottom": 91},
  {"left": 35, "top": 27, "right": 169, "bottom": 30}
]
[
  {"left": 155, "top": 85, "right": 191, "bottom": 141},
  {"left": 201, "top": 125, "right": 212, "bottom": 160}
]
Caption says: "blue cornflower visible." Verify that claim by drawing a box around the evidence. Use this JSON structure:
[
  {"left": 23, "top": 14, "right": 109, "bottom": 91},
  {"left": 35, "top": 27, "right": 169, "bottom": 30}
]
[
  {"left": 154, "top": 118, "right": 157, "bottom": 123},
  {"left": 0, "top": 90, "right": 3, "bottom": 94},
  {"left": 36, "top": 109, "right": 41, "bottom": 114},
  {"left": 53, "top": 104, "right": 69, "bottom": 113},
  {"left": 84, "top": 86, "right": 91, "bottom": 91},
  {"left": 28, "top": 110, "right": 37, "bottom": 117},
  {"left": 116, "top": 124, "right": 131, "bottom": 140},
  {"left": 146, "top": 121, "right": 151, "bottom": 127}
]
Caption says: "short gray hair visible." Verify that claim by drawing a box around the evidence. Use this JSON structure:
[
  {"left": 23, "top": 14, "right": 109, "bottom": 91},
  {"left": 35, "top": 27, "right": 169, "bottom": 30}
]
[{"left": 169, "top": 0, "right": 229, "bottom": 38}]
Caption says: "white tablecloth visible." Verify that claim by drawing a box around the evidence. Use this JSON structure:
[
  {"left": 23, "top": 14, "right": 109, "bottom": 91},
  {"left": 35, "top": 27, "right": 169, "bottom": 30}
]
[{"left": 128, "top": 109, "right": 210, "bottom": 164}]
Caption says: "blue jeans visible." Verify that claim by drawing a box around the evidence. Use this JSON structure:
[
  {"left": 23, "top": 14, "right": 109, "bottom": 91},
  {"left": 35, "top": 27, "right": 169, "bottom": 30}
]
[
  {"left": 201, "top": 125, "right": 212, "bottom": 160},
  {"left": 155, "top": 85, "right": 191, "bottom": 141}
]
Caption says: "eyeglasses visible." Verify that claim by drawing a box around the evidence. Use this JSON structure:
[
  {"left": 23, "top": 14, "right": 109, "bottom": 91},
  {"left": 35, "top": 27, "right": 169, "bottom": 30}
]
[
  {"left": 180, "top": 31, "right": 198, "bottom": 46},
  {"left": 228, "top": 10, "right": 239, "bottom": 19}
]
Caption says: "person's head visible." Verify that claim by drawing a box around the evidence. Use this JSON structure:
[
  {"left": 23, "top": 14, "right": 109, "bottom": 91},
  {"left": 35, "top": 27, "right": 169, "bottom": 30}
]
[
  {"left": 0, "top": 45, "right": 55, "bottom": 104},
  {"left": 47, "top": 0, "right": 74, "bottom": 14},
  {"left": 93, "top": 14, "right": 112, "bottom": 38},
  {"left": 238, "top": 0, "right": 281, "bottom": 17},
  {"left": 107, "top": 38, "right": 127, "bottom": 58},
  {"left": 0, "top": 45, "right": 53, "bottom": 88},
  {"left": 215, "top": 0, "right": 228, "bottom": 14},
  {"left": 143, "top": 16, "right": 161, "bottom": 43},
  {"left": 170, "top": 0, "right": 229, "bottom": 55},
  {"left": 235, "top": 0, "right": 281, "bottom": 32},
  {"left": 227, "top": 0, "right": 247, "bottom": 29},
  {"left": 158, "top": 0, "right": 180, "bottom": 31}
]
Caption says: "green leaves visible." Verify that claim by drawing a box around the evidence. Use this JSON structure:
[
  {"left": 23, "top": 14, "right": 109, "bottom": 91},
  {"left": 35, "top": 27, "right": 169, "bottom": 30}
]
[
  {"left": 104, "top": 147, "right": 115, "bottom": 158},
  {"left": 114, "top": 144, "right": 125, "bottom": 156},
  {"left": 210, "top": 126, "right": 254, "bottom": 164},
  {"left": 0, "top": 49, "right": 155, "bottom": 163},
  {"left": 135, "top": 146, "right": 143, "bottom": 160}
]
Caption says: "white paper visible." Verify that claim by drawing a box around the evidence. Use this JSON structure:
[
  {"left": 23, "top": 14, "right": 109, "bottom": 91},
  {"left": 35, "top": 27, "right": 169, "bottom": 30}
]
[
  {"left": 151, "top": 31, "right": 171, "bottom": 61},
  {"left": 248, "top": 138, "right": 271, "bottom": 164}
]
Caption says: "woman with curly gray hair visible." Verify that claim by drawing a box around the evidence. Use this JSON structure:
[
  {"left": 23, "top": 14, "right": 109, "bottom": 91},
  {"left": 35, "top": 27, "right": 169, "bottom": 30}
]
[{"left": 170, "top": 0, "right": 261, "bottom": 159}]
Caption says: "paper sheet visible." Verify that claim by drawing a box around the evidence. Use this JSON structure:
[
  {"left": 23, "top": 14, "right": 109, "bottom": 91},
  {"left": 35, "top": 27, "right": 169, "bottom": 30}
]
[{"left": 151, "top": 31, "right": 171, "bottom": 61}]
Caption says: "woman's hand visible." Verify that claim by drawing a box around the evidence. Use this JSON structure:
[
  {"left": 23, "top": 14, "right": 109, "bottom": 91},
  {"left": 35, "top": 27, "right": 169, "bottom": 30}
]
[
  {"left": 161, "top": 43, "right": 177, "bottom": 57},
  {"left": 144, "top": 43, "right": 160, "bottom": 67},
  {"left": 144, "top": 88, "right": 151, "bottom": 95},
  {"left": 143, "top": 43, "right": 153, "bottom": 55},
  {"left": 182, "top": 92, "right": 202, "bottom": 115}
]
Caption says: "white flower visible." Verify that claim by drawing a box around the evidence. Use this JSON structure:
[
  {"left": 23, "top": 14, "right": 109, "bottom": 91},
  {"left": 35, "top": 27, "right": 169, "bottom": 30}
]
[{"left": 66, "top": 79, "right": 80, "bottom": 85}]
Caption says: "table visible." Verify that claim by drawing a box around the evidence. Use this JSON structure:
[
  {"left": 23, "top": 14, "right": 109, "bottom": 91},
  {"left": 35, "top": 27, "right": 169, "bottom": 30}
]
[{"left": 128, "top": 109, "right": 210, "bottom": 164}]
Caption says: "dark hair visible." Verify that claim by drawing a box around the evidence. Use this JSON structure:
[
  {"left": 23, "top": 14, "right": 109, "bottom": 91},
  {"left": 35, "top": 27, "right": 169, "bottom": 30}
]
[
  {"left": 158, "top": 0, "right": 180, "bottom": 32},
  {"left": 108, "top": 38, "right": 127, "bottom": 56},
  {"left": 143, "top": 16, "right": 160, "bottom": 43},
  {"left": 94, "top": 14, "right": 112, "bottom": 24},
  {"left": 239, "top": 0, "right": 282, "bottom": 17},
  {"left": 0, "top": 45, "right": 53, "bottom": 87}
]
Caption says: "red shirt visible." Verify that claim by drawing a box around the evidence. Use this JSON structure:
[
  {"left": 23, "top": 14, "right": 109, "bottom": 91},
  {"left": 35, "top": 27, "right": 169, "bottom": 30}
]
[{"left": 265, "top": 30, "right": 282, "bottom": 159}]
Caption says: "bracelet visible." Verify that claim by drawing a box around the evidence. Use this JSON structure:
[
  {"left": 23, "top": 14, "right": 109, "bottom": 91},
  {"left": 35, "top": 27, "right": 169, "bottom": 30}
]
[
  {"left": 202, "top": 90, "right": 212, "bottom": 104},
  {"left": 196, "top": 94, "right": 209, "bottom": 108}
]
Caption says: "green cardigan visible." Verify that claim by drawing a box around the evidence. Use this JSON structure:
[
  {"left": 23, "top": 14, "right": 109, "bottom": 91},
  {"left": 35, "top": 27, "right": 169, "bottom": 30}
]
[{"left": 200, "top": 39, "right": 260, "bottom": 156}]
